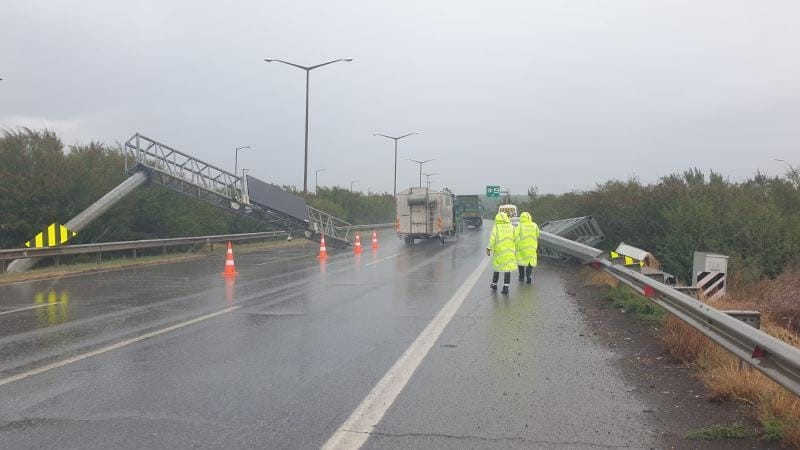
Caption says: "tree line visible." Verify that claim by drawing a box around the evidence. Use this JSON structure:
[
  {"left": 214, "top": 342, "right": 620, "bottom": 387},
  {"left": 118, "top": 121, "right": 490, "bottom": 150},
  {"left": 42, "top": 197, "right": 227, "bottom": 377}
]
[
  {"left": 522, "top": 168, "right": 800, "bottom": 284},
  {"left": 0, "top": 128, "right": 395, "bottom": 249}
]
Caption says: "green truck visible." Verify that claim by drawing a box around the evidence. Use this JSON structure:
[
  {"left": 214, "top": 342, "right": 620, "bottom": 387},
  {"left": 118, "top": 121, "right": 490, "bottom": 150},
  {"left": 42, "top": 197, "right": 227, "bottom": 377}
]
[{"left": 455, "top": 195, "right": 483, "bottom": 229}]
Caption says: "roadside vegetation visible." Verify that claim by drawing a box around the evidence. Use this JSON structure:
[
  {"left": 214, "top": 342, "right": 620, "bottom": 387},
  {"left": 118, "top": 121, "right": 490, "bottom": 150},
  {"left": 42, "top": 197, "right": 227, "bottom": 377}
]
[
  {"left": 565, "top": 166, "right": 800, "bottom": 446},
  {"left": 303, "top": 187, "right": 394, "bottom": 225},
  {"left": 597, "top": 270, "right": 800, "bottom": 445},
  {"left": 0, "top": 128, "right": 394, "bottom": 254},
  {"left": 684, "top": 423, "right": 758, "bottom": 440},
  {"left": 524, "top": 168, "right": 800, "bottom": 285},
  {"left": 606, "top": 284, "right": 664, "bottom": 323}
]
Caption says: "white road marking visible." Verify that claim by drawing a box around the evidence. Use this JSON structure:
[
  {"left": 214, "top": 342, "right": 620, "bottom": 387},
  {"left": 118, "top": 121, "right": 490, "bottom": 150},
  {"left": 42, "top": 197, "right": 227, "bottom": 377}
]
[
  {"left": 364, "top": 253, "right": 399, "bottom": 267},
  {"left": 0, "top": 305, "right": 241, "bottom": 388},
  {"left": 321, "top": 256, "right": 491, "bottom": 450},
  {"left": 252, "top": 253, "right": 315, "bottom": 266},
  {"left": 0, "top": 303, "right": 60, "bottom": 317}
]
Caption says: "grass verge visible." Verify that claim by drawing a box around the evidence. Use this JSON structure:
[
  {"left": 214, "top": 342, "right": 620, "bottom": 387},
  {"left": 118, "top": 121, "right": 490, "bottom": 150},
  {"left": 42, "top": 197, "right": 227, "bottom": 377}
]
[
  {"left": 584, "top": 267, "right": 800, "bottom": 447},
  {"left": 606, "top": 284, "right": 665, "bottom": 324},
  {"left": 685, "top": 423, "right": 758, "bottom": 440}
]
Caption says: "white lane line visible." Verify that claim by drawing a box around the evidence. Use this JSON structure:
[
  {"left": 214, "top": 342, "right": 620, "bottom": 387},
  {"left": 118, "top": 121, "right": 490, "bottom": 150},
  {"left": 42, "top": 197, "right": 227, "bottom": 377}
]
[
  {"left": 252, "top": 254, "right": 315, "bottom": 266},
  {"left": 322, "top": 256, "right": 491, "bottom": 450},
  {"left": 0, "top": 305, "right": 241, "bottom": 388},
  {"left": 364, "top": 253, "right": 399, "bottom": 267},
  {"left": 0, "top": 303, "right": 61, "bottom": 317}
]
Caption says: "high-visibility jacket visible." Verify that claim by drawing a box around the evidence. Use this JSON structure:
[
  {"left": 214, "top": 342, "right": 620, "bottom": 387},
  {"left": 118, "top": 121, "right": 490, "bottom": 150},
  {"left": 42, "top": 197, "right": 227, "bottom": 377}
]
[
  {"left": 514, "top": 212, "right": 540, "bottom": 267},
  {"left": 488, "top": 212, "right": 517, "bottom": 272}
]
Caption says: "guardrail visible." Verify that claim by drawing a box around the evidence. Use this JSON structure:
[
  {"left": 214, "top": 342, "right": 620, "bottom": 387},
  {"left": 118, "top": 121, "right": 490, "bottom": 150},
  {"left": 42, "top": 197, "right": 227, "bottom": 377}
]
[
  {"left": 538, "top": 230, "right": 800, "bottom": 397},
  {"left": 0, "top": 231, "right": 289, "bottom": 265},
  {"left": 1, "top": 223, "right": 397, "bottom": 270}
]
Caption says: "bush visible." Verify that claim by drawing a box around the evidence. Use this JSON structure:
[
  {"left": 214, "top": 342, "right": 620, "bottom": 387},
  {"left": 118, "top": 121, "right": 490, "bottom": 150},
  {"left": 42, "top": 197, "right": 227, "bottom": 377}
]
[{"left": 525, "top": 168, "right": 800, "bottom": 284}]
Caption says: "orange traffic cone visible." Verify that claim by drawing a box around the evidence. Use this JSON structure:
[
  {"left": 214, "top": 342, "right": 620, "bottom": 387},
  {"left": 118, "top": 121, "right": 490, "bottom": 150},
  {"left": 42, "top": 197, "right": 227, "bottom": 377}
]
[
  {"left": 353, "top": 233, "right": 363, "bottom": 254},
  {"left": 371, "top": 230, "right": 379, "bottom": 250},
  {"left": 221, "top": 241, "right": 238, "bottom": 276},
  {"left": 318, "top": 235, "right": 328, "bottom": 259}
]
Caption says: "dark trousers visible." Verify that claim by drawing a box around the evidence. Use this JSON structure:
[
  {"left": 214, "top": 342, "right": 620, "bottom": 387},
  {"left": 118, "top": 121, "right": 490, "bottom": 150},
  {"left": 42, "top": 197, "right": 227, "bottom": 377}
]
[
  {"left": 492, "top": 272, "right": 511, "bottom": 285},
  {"left": 518, "top": 264, "right": 533, "bottom": 279}
]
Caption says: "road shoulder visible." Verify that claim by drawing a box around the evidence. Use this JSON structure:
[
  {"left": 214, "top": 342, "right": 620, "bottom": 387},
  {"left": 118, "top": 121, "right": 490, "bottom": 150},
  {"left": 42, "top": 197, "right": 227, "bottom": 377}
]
[{"left": 563, "top": 265, "right": 776, "bottom": 449}]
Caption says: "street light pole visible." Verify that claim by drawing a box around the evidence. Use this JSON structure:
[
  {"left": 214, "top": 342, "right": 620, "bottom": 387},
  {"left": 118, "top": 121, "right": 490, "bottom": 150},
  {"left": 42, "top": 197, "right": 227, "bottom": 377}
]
[
  {"left": 373, "top": 132, "right": 419, "bottom": 197},
  {"left": 234, "top": 145, "right": 250, "bottom": 193},
  {"left": 350, "top": 180, "right": 359, "bottom": 192},
  {"left": 241, "top": 168, "right": 250, "bottom": 199},
  {"left": 315, "top": 168, "right": 326, "bottom": 193},
  {"left": 423, "top": 172, "right": 439, "bottom": 190},
  {"left": 264, "top": 57, "right": 353, "bottom": 195},
  {"left": 408, "top": 158, "right": 435, "bottom": 188}
]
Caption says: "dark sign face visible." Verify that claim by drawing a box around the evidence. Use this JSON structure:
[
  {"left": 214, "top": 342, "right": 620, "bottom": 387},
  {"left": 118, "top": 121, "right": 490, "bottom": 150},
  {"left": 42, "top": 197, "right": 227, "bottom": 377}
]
[{"left": 246, "top": 176, "right": 309, "bottom": 222}]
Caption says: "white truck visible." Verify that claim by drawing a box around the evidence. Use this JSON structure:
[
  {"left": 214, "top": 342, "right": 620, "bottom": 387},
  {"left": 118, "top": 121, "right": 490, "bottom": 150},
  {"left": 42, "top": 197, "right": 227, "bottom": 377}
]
[{"left": 396, "top": 187, "right": 456, "bottom": 245}]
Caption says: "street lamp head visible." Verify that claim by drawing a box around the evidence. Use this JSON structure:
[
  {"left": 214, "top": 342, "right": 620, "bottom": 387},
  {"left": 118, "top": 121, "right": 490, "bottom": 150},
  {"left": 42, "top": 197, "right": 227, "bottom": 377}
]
[
  {"left": 264, "top": 58, "right": 275, "bottom": 62},
  {"left": 343, "top": 58, "right": 354, "bottom": 62}
]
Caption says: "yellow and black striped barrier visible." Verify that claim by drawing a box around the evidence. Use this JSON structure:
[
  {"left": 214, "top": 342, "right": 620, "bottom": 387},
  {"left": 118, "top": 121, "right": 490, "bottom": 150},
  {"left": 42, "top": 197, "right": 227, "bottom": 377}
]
[{"left": 24, "top": 223, "right": 77, "bottom": 248}]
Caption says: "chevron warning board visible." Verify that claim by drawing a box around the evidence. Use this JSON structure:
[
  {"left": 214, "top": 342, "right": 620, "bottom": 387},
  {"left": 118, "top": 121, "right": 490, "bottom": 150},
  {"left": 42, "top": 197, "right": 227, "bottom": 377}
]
[
  {"left": 24, "top": 223, "right": 77, "bottom": 248},
  {"left": 609, "top": 251, "right": 644, "bottom": 268}
]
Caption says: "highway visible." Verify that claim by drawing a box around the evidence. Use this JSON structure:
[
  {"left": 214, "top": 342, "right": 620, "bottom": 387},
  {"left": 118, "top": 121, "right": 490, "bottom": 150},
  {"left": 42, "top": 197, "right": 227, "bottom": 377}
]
[{"left": 0, "top": 228, "right": 654, "bottom": 449}]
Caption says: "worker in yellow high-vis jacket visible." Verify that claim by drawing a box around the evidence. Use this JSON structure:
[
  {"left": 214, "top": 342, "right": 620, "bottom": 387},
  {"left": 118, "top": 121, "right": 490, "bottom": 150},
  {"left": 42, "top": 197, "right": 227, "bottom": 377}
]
[
  {"left": 487, "top": 212, "right": 517, "bottom": 294},
  {"left": 514, "top": 211, "right": 540, "bottom": 284}
]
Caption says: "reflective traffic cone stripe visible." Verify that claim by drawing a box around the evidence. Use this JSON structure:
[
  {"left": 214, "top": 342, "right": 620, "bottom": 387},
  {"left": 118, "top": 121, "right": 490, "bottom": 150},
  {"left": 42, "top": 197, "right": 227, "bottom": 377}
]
[
  {"left": 371, "top": 230, "right": 379, "bottom": 249},
  {"left": 353, "top": 233, "right": 363, "bottom": 254},
  {"left": 221, "top": 241, "right": 238, "bottom": 276},
  {"left": 318, "top": 235, "right": 328, "bottom": 259}
]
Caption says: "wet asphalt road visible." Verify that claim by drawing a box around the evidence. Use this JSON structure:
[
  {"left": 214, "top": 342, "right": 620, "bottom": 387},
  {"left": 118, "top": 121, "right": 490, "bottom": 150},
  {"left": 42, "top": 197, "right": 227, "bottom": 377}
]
[{"left": 0, "top": 227, "right": 655, "bottom": 449}]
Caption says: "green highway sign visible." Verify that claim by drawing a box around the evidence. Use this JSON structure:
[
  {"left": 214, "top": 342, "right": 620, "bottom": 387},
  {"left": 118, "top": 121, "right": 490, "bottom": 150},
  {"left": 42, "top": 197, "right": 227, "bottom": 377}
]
[{"left": 486, "top": 185, "right": 501, "bottom": 197}]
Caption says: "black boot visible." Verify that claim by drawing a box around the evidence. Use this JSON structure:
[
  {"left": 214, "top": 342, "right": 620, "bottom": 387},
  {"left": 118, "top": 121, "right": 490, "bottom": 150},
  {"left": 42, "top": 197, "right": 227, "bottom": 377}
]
[
  {"left": 526, "top": 277, "right": 532, "bottom": 284},
  {"left": 490, "top": 283, "right": 497, "bottom": 291},
  {"left": 501, "top": 285, "right": 509, "bottom": 294}
]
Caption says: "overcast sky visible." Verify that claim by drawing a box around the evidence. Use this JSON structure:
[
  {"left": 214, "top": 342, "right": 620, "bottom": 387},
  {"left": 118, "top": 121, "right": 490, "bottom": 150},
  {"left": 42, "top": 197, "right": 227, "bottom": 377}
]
[{"left": 2, "top": 1, "right": 798, "bottom": 195}]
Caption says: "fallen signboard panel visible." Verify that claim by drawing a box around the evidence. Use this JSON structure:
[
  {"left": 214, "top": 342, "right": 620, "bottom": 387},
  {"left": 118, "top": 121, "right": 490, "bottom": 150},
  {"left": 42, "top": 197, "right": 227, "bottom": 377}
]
[{"left": 246, "top": 176, "right": 308, "bottom": 223}]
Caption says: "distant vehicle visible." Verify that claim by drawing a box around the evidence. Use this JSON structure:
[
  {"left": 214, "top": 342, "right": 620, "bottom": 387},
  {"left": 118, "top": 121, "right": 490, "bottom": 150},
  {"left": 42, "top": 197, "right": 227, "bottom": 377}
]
[
  {"left": 498, "top": 204, "right": 519, "bottom": 227},
  {"left": 455, "top": 195, "right": 483, "bottom": 229},
  {"left": 396, "top": 187, "right": 456, "bottom": 245}
]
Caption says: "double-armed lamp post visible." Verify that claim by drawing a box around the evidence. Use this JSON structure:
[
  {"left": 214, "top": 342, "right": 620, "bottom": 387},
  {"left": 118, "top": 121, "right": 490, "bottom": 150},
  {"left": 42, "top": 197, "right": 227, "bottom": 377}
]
[
  {"left": 263, "top": 57, "right": 353, "bottom": 195},
  {"left": 408, "top": 158, "right": 435, "bottom": 188},
  {"left": 423, "top": 172, "right": 439, "bottom": 190},
  {"left": 373, "top": 132, "right": 419, "bottom": 197}
]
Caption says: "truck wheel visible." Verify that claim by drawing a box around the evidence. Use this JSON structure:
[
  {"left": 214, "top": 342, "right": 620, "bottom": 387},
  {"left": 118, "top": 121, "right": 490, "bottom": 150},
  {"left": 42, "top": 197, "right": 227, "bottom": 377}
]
[{"left": 404, "top": 236, "right": 414, "bottom": 246}]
